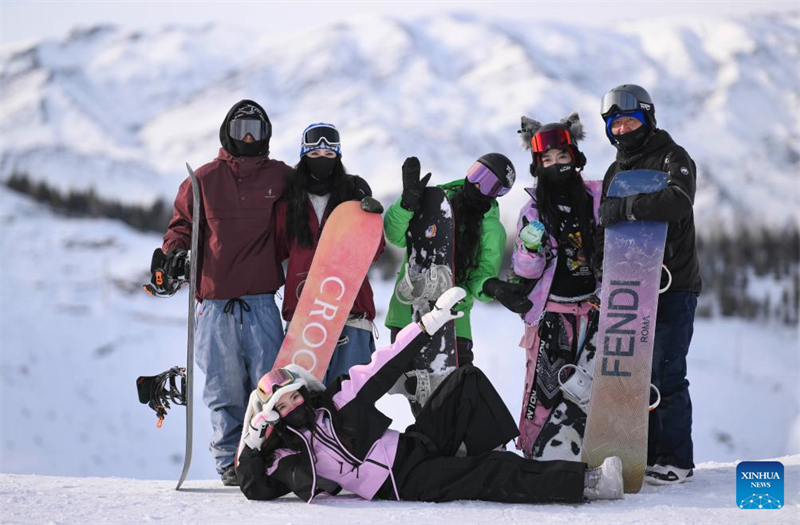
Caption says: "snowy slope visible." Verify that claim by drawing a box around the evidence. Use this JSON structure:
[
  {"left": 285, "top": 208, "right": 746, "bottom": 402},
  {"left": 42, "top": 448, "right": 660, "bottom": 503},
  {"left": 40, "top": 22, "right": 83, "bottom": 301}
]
[
  {"left": 1, "top": 455, "right": 799, "bottom": 524},
  {"left": 1, "top": 187, "right": 798, "bottom": 483},
  {"left": 1, "top": 12, "right": 799, "bottom": 231}
]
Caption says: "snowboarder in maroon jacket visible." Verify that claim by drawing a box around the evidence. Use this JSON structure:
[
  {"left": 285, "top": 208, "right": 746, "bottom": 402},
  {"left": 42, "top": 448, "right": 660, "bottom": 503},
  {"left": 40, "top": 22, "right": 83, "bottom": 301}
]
[{"left": 154, "top": 99, "right": 292, "bottom": 486}]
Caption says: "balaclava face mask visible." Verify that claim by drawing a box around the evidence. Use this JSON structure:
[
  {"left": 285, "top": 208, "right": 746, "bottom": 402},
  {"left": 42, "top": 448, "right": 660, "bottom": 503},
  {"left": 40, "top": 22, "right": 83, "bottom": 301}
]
[
  {"left": 281, "top": 399, "right": 311, "bottom": 430},
  {"left": 234, "top": 137, "right": 266, "bottom": 157},
  {"left": 614, "top": 124, "right": 650, "bottom": 153},
  {"left": 537, "top": 162, "right": 576, "bottom": 186},
  {"left": 227, "top": 103, "right": 269, "bottom": 157},
  {"left": 304, "top": 156, "right": 338, "bottom": 196},
  {"left": 461, "top": 179, "right": 493, "bottom": 214},
  {"left": 306, "top": 156, "right": 337, "bottom": 180}
]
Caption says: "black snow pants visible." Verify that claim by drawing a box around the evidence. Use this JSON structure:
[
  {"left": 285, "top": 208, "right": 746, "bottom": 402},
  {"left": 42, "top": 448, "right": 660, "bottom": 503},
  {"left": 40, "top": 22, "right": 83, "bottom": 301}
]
[
  {"left": 376, "top": 365, "right": 586, "bottom": 504},
  {"left": 389, "top": 327, "right": 474, "bottom": 366},
  {"left": 648, "top": 291, "right": 697, "bottom": 470}
]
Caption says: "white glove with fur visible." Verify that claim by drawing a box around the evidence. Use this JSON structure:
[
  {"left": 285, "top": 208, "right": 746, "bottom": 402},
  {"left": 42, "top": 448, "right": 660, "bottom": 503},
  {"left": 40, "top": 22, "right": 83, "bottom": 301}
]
[{"left": 419, "top": 287, "right": 466, "bottom": 335}]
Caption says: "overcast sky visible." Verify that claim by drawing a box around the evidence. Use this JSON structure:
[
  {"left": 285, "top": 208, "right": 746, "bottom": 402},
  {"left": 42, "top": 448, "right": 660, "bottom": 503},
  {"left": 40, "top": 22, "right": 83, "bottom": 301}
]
[{"left": 1, "top": 0, "right": 797, "bottom": 46}]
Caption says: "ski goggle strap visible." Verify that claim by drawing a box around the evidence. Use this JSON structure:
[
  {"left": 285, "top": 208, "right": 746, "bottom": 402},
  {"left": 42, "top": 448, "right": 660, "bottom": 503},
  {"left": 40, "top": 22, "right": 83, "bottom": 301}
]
[
  {"left": 531, "top": 128, "right": 572, "bottom": 153},
  {"left": 257, "top": 368, "right": 297, "bottom": 404},
  {"left": 601, "top": 90, "right": 640, "bottom": 118},
  {"left": 229, "top": 118, "right": 268, "bottom": 141},
  {"left": 466, "top": 162, "right": 510, "bottom": 197}
]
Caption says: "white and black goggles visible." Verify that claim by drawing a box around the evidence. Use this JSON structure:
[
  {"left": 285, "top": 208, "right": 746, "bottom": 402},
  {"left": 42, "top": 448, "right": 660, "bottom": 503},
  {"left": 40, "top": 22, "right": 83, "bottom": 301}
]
[{"left": 303, "top": 125, "right": 341, "bottom": 148}]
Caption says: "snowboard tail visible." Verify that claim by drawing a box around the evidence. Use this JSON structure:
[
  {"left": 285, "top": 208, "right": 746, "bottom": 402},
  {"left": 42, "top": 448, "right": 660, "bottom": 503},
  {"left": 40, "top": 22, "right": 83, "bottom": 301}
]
[{"left": 582, "top": 169, "right": 668, "bottom": 493}]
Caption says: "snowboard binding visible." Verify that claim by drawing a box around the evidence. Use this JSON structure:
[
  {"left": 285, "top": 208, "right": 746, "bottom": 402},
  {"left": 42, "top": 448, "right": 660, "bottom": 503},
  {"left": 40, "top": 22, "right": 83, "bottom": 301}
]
[
  {"left": 142, "top": 248, "right": 190, "bottom": 298},
  {"left": 557, "top": 363, "right": 661, "bottom": 413},
  {"left": 395, "top": 263, "right": 453, "bottom": 306},
  {"left": 136, "top": 366, "right": 187, "bottom": 428},
  {"left": 388, "top": 369, "right": 448, "bottom": 409}
]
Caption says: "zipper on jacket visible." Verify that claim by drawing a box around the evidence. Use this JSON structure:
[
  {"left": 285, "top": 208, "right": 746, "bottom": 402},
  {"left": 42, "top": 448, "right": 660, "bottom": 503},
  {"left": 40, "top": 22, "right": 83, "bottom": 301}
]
[{"left": 288, "top": 426, "right": 318, "bottom": 503}]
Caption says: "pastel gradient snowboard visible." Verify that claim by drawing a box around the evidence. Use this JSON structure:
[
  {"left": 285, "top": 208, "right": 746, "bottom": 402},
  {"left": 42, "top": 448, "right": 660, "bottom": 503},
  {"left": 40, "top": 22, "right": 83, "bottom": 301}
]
[
  {"left": 582, "top": 169, "right": 668, "bottom": 493},
  {"left": 272, "top": 201, "right": 383, "bottom": 381}
]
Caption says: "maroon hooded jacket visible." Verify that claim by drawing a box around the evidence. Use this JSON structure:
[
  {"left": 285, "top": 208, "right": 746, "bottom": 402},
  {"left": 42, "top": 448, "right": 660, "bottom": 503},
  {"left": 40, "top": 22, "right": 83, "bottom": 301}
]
[
  {"left": 274, "top": 174, "right": 385, "bottom": 322},
  {"left": 162, "top": 100, "right": 292, "bottom": 300}
]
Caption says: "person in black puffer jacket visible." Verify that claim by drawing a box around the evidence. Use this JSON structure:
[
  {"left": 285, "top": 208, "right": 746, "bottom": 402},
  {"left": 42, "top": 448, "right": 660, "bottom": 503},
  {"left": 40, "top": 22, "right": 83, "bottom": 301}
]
[{"left": 595, "top": 84, "right": 701, "bottom": 486}]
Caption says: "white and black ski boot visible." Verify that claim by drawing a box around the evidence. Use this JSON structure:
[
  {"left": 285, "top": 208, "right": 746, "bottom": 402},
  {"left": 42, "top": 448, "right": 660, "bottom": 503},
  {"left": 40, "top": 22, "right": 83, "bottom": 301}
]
[
  {"left": 583, "top": 456, "right": 624, "bottom": 501},
  {"left": 645, "top": 464, "right": 694, "bottom": 485}
]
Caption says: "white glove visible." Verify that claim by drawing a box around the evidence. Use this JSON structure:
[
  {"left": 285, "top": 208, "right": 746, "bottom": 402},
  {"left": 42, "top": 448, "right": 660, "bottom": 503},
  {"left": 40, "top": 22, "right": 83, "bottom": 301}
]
[
  {"left": 243, "top": 409, "right": 280, "bottom": 450},
  {"left": 419, "top": 287, "right": 466, "bottom": 335}
]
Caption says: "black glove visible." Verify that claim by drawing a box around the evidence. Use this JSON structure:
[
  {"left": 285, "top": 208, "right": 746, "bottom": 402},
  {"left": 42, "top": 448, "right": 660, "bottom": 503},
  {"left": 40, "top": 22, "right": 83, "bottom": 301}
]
[
  {"left": 483, "top": 278, "right": 533, "bottom": 314},
  {"left": 360, "top": 196, "right": 384, "bottom": 214},
  {"left": 400, "top": 156, "right": 432, "bottom": 212},
  {"left": 599, "top": 196, "right": 632, "bottom": 227},
  {"left": 351, "top": 176, "right": 372, "bottom": 201}
]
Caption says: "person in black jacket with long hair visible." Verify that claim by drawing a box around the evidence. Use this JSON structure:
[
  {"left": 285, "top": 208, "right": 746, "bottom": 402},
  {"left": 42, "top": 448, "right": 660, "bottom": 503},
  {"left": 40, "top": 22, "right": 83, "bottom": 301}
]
[
  {"left": 596, "top": 84, "right": 701, "bottom": 486},
  {"left": 274, "top": 123, "right": 384, "bottom": 385}
]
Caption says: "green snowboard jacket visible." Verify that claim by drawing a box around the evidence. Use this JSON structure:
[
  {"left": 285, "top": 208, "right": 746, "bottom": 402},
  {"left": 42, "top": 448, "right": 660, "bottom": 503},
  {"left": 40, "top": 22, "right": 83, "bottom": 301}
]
[{"left": 383, "top": 179, "right": 506, "bottom": 340}]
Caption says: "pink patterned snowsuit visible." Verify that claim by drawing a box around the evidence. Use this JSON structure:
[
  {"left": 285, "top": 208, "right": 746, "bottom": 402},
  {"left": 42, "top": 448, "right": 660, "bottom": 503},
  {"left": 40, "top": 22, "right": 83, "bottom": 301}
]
[{"left": 511, "top": 181, "right": 602, "bottom": 457}]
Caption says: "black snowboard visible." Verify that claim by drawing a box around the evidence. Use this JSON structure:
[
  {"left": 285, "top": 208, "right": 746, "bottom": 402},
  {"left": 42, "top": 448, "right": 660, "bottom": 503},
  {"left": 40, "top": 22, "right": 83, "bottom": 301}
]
[{"left": 402, "top": 187, "right": 457, "bottom": 411}]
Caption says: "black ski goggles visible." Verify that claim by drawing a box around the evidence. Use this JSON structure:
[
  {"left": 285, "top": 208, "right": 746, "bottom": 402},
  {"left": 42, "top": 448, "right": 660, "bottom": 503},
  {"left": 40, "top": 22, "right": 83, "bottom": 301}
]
[
  {"left": 600, "top": 90, "right": 641, "bottom": 118},
  {"left": 229, "top": 118, "right": 269, "bottom": 141}
]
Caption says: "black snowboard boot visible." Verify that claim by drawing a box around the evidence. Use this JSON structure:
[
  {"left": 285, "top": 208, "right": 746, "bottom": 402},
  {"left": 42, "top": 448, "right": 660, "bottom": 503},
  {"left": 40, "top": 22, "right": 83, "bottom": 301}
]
[{"left": 221, "top": 465, "right": 239, "bottom": 486}]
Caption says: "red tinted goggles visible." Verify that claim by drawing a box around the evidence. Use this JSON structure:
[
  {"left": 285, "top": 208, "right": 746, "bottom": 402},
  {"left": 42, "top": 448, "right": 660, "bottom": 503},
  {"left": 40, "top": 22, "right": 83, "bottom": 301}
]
[{"left": 531, "top": 128, "right": 572, "bottom": 153}]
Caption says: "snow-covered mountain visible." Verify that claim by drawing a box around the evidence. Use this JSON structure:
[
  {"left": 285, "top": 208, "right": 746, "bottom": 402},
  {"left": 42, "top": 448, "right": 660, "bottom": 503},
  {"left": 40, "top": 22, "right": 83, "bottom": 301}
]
[{"left": 1, "top": 12, "right": 799, "bottom": 230}]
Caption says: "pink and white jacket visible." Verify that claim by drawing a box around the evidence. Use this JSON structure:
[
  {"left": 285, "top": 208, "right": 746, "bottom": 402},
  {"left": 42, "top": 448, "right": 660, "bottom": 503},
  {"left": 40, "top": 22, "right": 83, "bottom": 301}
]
[{"left": 237, "top": 323, "right": 430, "bottom": 502}]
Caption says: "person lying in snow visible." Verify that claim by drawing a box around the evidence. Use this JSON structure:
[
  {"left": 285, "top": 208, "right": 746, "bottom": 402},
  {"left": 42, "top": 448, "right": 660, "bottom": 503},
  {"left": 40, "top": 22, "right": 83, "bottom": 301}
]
[{"left": 235, "top": 288, "right": 623, "bottom": 504}]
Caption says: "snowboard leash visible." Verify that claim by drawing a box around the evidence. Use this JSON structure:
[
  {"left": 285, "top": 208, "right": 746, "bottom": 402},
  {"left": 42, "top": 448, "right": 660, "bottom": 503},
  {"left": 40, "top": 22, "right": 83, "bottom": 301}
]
[{"left": 136, "top": 366, "right": 187, "bottom": 428}]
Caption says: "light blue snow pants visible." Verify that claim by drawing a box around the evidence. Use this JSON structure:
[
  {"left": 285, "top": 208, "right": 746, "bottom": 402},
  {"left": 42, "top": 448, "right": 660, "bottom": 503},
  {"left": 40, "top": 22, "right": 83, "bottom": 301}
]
[
  {"left": 194, "top": 293, "right": 284, "bottom": 473},
  {"left": 322, "top": 324, "right": 376, "bottom": 386}
]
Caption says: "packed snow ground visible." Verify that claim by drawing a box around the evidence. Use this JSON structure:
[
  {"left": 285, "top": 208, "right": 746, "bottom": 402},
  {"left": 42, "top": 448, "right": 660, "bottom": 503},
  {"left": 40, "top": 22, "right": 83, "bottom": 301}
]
[{"left": 1, "top": 456, "right": 798, "bottom": 524}]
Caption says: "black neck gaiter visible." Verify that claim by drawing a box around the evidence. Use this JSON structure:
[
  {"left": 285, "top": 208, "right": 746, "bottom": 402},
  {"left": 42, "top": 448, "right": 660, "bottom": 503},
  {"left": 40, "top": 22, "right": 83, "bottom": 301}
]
[
  {"left": 461, "top": 180, "right": 493, "bottom": 214},
  {"left": 305, "top": 157, "right": 337, "bottom": 195},
  {"left": 614, "top": 125, "right": 651, "bottom": 154}
]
